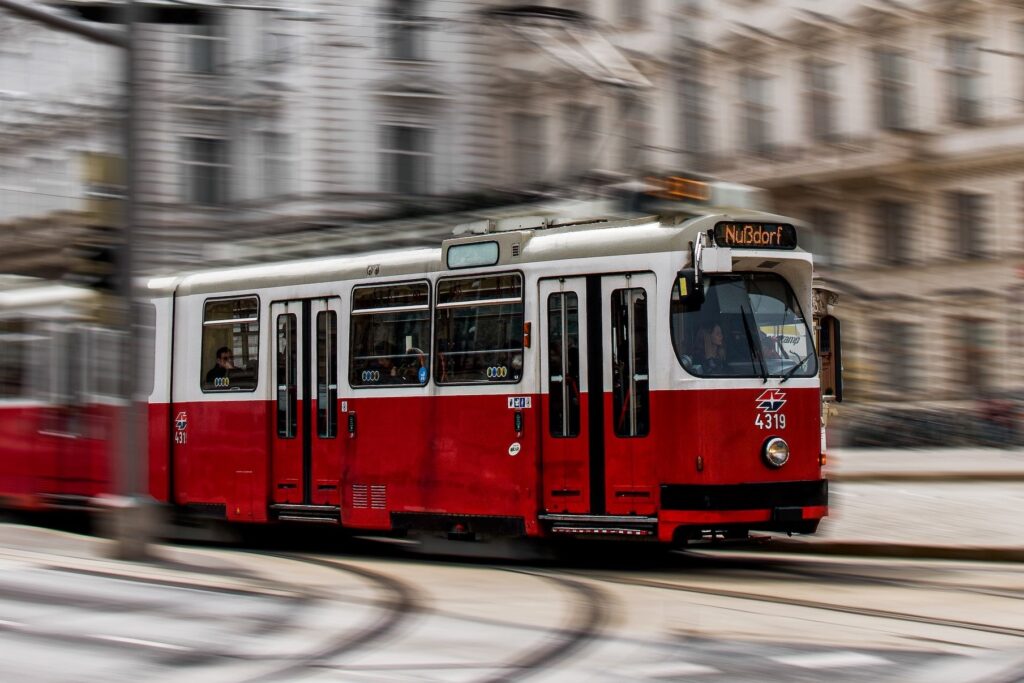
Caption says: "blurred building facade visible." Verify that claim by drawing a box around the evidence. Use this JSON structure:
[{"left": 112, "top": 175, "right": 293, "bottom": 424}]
[
  {"left": 0, "top": 11, "right": 120, "bottom": 277},
  {"left": 123, "top": 0, "right": 686, "bottom": 265},
  {"left": 691, "top": 0, "right": 1024, "bottom": 413},
  {"left": 3, "top": 0, "right": 1023, "bottom": 421},
  {"left": 1, "top": 0, "right": 683, "bottom": 270}
]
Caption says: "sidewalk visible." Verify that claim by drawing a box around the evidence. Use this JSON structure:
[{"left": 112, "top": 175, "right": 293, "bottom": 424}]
[{"left": 767, "top": 448, "right": 1024, "bottom": 561}]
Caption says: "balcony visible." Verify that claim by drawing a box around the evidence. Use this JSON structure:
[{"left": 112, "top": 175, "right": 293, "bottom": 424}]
[
  {"left": 708, "top": 131, "right": 931, "bottom": 188},
  {"left": 165, "top": 70, "right": 287, "bottom": 114}
]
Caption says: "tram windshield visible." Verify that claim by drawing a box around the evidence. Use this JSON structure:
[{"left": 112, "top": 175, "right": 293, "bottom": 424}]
[{"left": 671, "top": 273, "right": 817, "bottom": 379}]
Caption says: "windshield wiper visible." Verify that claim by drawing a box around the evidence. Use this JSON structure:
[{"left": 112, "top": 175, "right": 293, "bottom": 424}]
[
  {"left": 739, "top": 307, "right": 768, "bottom": 383},
  {"left": 780, "top": 353, "right": 811, "bottom": 383}
]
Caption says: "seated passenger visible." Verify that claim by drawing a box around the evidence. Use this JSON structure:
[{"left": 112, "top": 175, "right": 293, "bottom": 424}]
[
  {"left": 696, "top": 324, "right": 726, "bottom": 372},
  {"left": 205, "top": 346, "right": 235, "bottom": 386},
  {"left": 400, "top": 347, "right": 428, "bottom": 384},
  {"left": 368, "top": 342, "right": 399, "bottom": 383}
]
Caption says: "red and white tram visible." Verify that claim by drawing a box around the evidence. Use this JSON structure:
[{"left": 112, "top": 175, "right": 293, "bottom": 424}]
[
  {"left": 0, "top": 282, "right": 120, "bottom": 509},
  {"left": 0, "top": 183, "right": 843, "bottom": 544},
  {"left": 143, "top": 186, "right": 841, "bottom": 544}
]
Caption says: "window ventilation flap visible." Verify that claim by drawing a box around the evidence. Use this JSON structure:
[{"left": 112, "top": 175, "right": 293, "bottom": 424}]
[{"left": 511, "top": 243, "right": 521, "bottom": 257}]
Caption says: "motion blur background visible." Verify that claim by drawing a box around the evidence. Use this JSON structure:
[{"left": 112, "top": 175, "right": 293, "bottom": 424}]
[{"left": 1, "top": 0, "right": 1022, "bottom": 447}]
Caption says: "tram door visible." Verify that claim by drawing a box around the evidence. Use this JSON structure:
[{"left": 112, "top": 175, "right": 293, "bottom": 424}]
[
  {"left": 601, "top": 273, "right": 656, "bottom": 515},
  {"left": 539, "top": 278, "right": 590, "bottom": 514},
  {"left": 270, "top": 298, "right": 343, "bottom": 506},
  {"left": 540, "top": 273, "right": 656, "bottom": 516}
]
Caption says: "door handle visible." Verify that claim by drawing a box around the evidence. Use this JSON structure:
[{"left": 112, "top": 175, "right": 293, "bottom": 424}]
[{"left": 348, "top": 411, "right": 356, "bottom": 438}]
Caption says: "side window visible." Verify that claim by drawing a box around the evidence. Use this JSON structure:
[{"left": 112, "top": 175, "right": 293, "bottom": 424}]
[
  {"left": 435, "top": 274, "right": 524, "bottom": 384},
  {"left": 350, "top": 282, "right": 430, "bottom": 387},
  {"left": 276, "top": 314, "right": 297, "bottom": 438},
  {"left": 0, "top": 320, "right": 29, "bottom": 399},
  {"left": 201, "top": 296, "right": 259, "bottom": 392},
  {"left": 547, "top": 292, "right": 580, "bottom": 437},
  {"left": 316, "top": 311, "right": 337, "bottom": 438},
  {"left": 611, "top": 288, "right": 650, "bottom": 437}
]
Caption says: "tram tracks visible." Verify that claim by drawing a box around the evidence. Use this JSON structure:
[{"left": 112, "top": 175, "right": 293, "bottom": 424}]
[
  {"left": 572, "top": 572, "right": 1024, "bottom": 641},
  {"left": 239, "top": 553, "right": 420, "bottom": 682},
  {"left": 478, "top": 569, "right": 610, "bottom": 683}
]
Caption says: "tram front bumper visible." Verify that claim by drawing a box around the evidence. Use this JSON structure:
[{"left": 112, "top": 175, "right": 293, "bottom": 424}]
[{"left": 657, "top": 479, "right": 828, "bottom": 543}]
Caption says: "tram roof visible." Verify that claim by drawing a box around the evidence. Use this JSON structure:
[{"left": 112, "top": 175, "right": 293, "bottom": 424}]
[
  {"left": 160, "top": 209, "right": 808, "bottom": 299},
  {"left": 0, "top": 281, "right": 97, "bottom": 313}
]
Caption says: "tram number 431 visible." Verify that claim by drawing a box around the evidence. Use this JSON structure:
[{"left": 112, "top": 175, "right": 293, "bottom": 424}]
[{"left": 754, "top": 413, "right": 786, "bottom": 430}]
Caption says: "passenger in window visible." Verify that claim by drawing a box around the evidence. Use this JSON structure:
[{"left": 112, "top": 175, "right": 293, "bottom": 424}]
[
  {"left": 368, "top": 341, "right": 399, "bottom": 383},
  {"left": 696, "top": 324, "right": 726, "bottom": 372},
  {"left": 759, "top": 330, "right": 783, "bottom": 360},
  {"left": 206, "top": 346, "right": 236, "bottom": 386},
  {"left": 400, "top": 347, "right": 427, "bottom": 384}
]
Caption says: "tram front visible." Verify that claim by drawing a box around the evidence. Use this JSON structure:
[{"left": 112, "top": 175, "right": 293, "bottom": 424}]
[{"left": 659, "top": 217, "right": 838, "bottom": 544}]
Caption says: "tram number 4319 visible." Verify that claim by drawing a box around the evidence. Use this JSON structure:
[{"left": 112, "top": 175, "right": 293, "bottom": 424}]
[{"left": 754, "top": 413, "right": 786, "bottom": 430}]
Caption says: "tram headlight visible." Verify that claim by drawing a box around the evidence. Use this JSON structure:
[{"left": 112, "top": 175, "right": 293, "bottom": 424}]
[{"left": 763, "top": 437, "right": 790, "bottom": 468}]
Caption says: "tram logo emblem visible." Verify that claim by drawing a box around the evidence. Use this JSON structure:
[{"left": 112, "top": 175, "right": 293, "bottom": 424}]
[
  {"left": 174, "top": 412, "right": 188, "bottom": 431},
  {"left": 755, "top": 390, "right": 787, "bottom": 413}
]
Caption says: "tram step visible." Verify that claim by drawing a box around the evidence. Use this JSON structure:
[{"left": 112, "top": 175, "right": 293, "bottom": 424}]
[
  {"left": 277, "top": 515, "right": 339, "bottom": 525},
  {"left": 551, "top": 526, "right": 653, "bottom": 537},
  {"left": 270, "top": 504, "right": 341, "bottom": 524}
]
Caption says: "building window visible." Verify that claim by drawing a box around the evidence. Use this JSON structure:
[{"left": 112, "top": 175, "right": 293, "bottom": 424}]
[
  {"left": 620, "top": 94, "right": 648, "bottom": 170},
  {"left": 678, "top": 47, "right": 707, "bottom": 170},
  {"left": 949, "top": 191, "right": 987, "bottom": 259},
  {"left": 383, "top": 0, "right": 425, "bottom": 61},
  {"left": 261, "top": 16, "right": 296, "bottom": 72},
  {"left": 805, "top": 59, "right": 837, "bottom": 142},
  {"left": 808, "top": 207, "right": 840, "bottom": 267},
  {"left": 739, "top": 72, "right": 772, "bottom": 156},
  {"left": 874, "top": 49, "right": 908, "bottom": 130},
  {"left": 182, "top": 137, "right": 229, "bottom": 206},
  {"left": 881, "top": 320, "right": 918, "bottom": 395},
  {"left": 511, "top": 112, "right": 545, "bottom": 184},
  {"left": 877, "top": 200, "right": 908, "bottom": 265},
  {"left": 957, "top": 318, "right": 991, "bottom": 394},
  {"left": 261, "top": 132, "right": 293, "bottom": 197},
  {"left": 619, "top": 0, "right": 644, "bottom": 27},
  {"left": 565, "top": 104, "right": 597, "bottom": 178},
  {"left": 947, "top": 36, "right": 982, "bottom": 124},
  {"left": 381, "top": 125, "right": 431, "bottom": 195},
  {"left": 184, "top": 24, "right": 225, "bottom": 75}
]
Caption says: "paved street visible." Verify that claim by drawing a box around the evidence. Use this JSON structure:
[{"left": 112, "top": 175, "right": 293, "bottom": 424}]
[
  {"left": 787, "top": 448, "right": 1024, "bottom": 552},
  {"left": 0, "top": 447, "right": 1022, "bottom": 682},
  {"left": 0, "top": 522, "right": 1022, "bottom": 682}
]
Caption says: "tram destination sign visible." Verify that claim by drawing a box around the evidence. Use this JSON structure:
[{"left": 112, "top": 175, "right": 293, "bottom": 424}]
[{"left": 714, "top": 222, "right": 797, "bottom": 250}]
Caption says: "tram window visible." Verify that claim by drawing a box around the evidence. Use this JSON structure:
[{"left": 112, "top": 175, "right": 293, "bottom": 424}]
[
  {"left": 316, "top": 310, "right": 337, "bottom": 438},
  {"left": 611, "top": 288, "right": 650, "bottom": 438},
  {"left": 88, "top": 327, "right": 123, "bottom": 398},
  {"left": 350, "top": 282, "right": 430, "bottom": 388},
  {"left": 0, "top": 320, "right": 29, "bottom": 399},
  {"left": 0, "top": 320, "right": 51, "bottom": 400},
  {"left": 200, "top": 296, "right": 259, "bottom": 392},
  {"left": 670, "top": 273, "right": 817, "bottom": 379},
  {"left": 435, "top": 274, "right": 523, "bottom": 385},
  {"left": 547, "top": 292, "right": 580, "bottom": 437},
  {"left": 277, "top": 313, "right": 297, "bottom": 438}
]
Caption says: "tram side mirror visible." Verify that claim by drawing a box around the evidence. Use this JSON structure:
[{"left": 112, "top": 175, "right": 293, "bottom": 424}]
[
  {"left": 675, "top": 269, "right": 704, "bottom": 307},
  {"left": 819, "top": 315, "right": 843, "bottom": 403}
]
